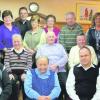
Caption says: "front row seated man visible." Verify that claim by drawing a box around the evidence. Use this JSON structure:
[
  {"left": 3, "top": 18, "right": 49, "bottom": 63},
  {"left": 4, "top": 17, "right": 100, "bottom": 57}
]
[
  {"left": 66, "top": 47, "right": 100, "bottom": 100},
  {"left": 0, "top": 63, "right": 12, "bottom": 100},
  {"left": 24, "top": 56, "right": 61, "bottom": 100}
]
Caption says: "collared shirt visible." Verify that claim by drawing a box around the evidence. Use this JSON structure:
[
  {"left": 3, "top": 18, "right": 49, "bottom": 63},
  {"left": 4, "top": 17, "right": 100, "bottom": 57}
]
[
  {"left": 23, "top": 28, "right": 46, "bottom": 50},
  {"left": 59, "top": 23, "right": 83, "bottom": 52},
  {"left": 24, "top": 68, "right": 61, "bottom": 100},
  {"left": 66, "top": 64, "right": 100, "bottom": 100},
  {"left": 68, "top": 45, "right": 98, "bottom": 68},
  {"left": 0, "top": 24, "right": 20, "bottom": 50},
  {"left": 36, "top": 43, "right": 68, "bottom": 72}
]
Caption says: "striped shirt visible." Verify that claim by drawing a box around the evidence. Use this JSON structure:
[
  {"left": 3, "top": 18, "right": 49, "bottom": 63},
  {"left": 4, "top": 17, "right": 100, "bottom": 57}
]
[
  {"left": 59, "top": 23, "right": 83, "bottom": 53},
  {"left": 4, "top": 48, "right": 32, "bottom": 74}
]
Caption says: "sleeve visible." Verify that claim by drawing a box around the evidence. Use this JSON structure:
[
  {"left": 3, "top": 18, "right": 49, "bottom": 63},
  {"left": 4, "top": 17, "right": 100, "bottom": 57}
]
[
  {"left": 66, "top": 68, "right": 80, "bottom": 100},
  {"left": 23, "top": 32, "right": 30, "bottom": 49},
  {"left": 26, "top": 52, "right": 32, "bottom": 69},
  {"left": 49, "top": 73, "right": 61, "bottom": 99},
  {"left": 68, "top": 47, "right": 75, "bottom": 68},
  {"left": 4, "top": 50, "right": 12, "bottom": 73},
  {"left": 35, "top": 47, "right": 42, "bottom": 59},
  {"left": 24, "top": 70, "right": 40, "bottom": 99},
  {"left": 89, "top": 46, "right": 98, "bottom": 65},
  {"left": 0, "top": 69, "right": 12, "bottom": 100},
  {"left": 92, "top": 68, "right": 100, "bottom": 100},
  {"left": 35, "top": 30, "right": 46, "bottom": 50},
  {"left": 0, "top": 29, "right": 5, "bottom": 50},
  {"left": 55, "top": 45, "right": 68, "bottom": 67}
]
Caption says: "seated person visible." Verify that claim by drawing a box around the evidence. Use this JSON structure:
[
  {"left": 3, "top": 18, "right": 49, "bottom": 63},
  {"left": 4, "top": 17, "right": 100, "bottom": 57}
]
[
  {"left": 24, "top": 56, "right": 61, "bottom": 100},
  {"left": 0, "top": 63, "right": 12, "bottom": 100},
  {"left": 66, "top": 47, "right": 100, "bottom": 100},
  {"left": 4, "top": 34, "right": 32, "bottom": 100},
  {"left": 68, "top": 34, "right": 98, "bottom": 68}
]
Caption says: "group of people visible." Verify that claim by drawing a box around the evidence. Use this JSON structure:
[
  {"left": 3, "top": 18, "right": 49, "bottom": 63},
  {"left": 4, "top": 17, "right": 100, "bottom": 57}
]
[{"left": 0, "top": 6, "right": 100, "bottom": 100}]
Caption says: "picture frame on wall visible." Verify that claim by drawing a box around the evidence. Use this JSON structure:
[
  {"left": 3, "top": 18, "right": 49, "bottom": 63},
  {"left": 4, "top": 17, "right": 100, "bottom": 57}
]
[{"left": 76, "top": 3, "right": 100, "bottom": 23}]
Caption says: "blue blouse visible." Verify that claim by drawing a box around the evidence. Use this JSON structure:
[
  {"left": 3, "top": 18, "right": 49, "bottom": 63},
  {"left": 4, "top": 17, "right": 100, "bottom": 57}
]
[{"left": 0, "top": 24, "right": 20, "bottom": 50}]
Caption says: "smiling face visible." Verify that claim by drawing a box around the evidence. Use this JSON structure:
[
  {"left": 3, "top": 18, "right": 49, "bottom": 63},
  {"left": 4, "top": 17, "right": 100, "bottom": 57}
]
[
  {"left": 46, "top": 32, "right": 56, "bottom": 45},
  {"left": 19, "top": 9, "right": 28, "bottom": 21},
  {"left": 12, "top": 34, "right": 23, "bottom": 50},
  {"left": 95, "top": 15, "right": 100, "bottom": 27},
  {"left": 65, "top": 13, "right": 76, "bottom": 26},
  {"left": 77, "top": 35, "right": 86, "bottom": 48},
  {"left": 36, "top": 57, "right": 49, "bottom": 74},
  {"left": 3, "top": 15, "right": 13, "bottom": 25}
]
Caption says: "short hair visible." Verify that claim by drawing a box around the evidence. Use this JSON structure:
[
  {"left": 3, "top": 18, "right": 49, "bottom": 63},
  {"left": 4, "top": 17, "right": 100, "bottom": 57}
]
[
  {"left": 92, "top": 12, "right": 100, "bottom": 26},
  {"left": 19, "top": 7, "right": 28, "bottom": 14},
  {"left": 77, "top": 33, "right": 85, "bottom": 37},
  {"left": 36, "top": 56, "right": 49, "bottom": 64},
  {"left": 30, "top": 15, "right": 40, "bottom": 23},
  {"left": 2, "top": 10, "right": 13, "bottom": 20},
  {"left": 79, "top": 46, "right": 91, "bottom": 55},
  {"left": 45, "top": 14, "right": 56, "bottom": 23},
  {"left": 12, "top": 34, "right": 22, "bottom": 41},
  {"left": 65, "top": 12, "right": 76, "bottom": 19}
]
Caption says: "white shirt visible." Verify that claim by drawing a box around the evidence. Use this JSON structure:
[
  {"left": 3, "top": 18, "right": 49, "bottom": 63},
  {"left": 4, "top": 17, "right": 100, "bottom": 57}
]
[{"left": 66, "top": 64, "right": 100, "bottom": 100}]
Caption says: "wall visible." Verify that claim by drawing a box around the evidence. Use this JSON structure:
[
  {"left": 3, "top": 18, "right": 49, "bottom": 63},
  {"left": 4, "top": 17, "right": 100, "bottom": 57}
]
[{"left": 0, "top": 0, "right": 100, "bottom": 22}]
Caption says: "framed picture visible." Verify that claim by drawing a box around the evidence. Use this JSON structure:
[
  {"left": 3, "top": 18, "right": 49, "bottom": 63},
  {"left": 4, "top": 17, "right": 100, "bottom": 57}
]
[{"left": 76, "top": 3, "right": 100, "bottom": 23}]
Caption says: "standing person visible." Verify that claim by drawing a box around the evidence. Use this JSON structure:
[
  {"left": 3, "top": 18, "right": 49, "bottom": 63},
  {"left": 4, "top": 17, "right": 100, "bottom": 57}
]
[
  {"left": 36, "top": 32, "right": 68, "bottom": 100},
  {"left": 24, "top": 15, "right": 46, "bottom": 67},
  {"left": 66, "top": 47, "right": 100, "bottom": 100},
  {"left": 0, "top": 10, "right": 20, "bottom": 64},
  {"left": 15, "top": 7, "right": 31, "bottom": 39},
  {"left": 0, "top": 63, "right": 12, "bottom": 100},
  {"left": 44, "top": 14, "right": 60, "bottom": 43},
  {"left": 4, "top": 34, "right": 32, "bottom": 100},
  {"left": 59, "top": 12, "right": 83, "bottom": 53},
  {"left": 24, "top": 56, "right": 61, "bottom": 100},
  {"left": 87, "top": 12, "right": 100, "bottom": 64},
  {"left": 68, "top": 34, "right": 98, "bottom": 68}
]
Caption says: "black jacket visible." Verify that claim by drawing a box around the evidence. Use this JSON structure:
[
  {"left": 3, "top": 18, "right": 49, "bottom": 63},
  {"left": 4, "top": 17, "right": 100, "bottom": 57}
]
[{"left": 0, "top": 63, "right": 12, "bottom": 100}]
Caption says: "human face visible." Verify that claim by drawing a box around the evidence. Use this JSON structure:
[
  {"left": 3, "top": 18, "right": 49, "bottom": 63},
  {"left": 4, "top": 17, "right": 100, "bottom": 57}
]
[
  {"left": 19, "top": 9, "right": 28, "bottom": 21},
  {"left": 47, "top": 17, "right": 55, "bottom": 28},
  {"left": 36, "top": 58, "right": 48, "bottom": 74},
  {"left": 3, "top": 15, "right": 13, "bottom": 25},
  {"left": 65, "top": 14, "right": 76, "bottom": 26},
  {"left": 31, "top": 20, "right": 39, "bottom": 29},
  {"left": 95, "top": 16, "right": 100, "bottom": 27},
  {"left": 77, "top": 35, "right": 86, "bottom": 48},
  {"left": 79, "top": 48, "right": 91, "bottom": 68},
  {"left": 13, "top": 37, "right": 22, "bottom": 50},
  {"left": 46, "top": 32, "right": 56, "bottom": 45}
]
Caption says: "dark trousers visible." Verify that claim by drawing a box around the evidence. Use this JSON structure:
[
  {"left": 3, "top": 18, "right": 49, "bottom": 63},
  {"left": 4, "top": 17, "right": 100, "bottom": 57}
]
[
  {"left": 58, "top": 72, "right": 70, "bottom": 100},
  {"left": 8, "top": 74, "right": 26, "bottom": 100}
]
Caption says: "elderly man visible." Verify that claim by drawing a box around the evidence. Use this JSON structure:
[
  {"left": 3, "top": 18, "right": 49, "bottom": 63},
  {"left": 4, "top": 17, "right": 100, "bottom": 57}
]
[
  {"left": 4, "top": 34, "right": 32, "bottom": 100},
  {"left": 36, "top": 32, "right": 68, "bottom": 100},
  {"left": 66, "top": 47, "right": 100, "bottom": 100},
  {"left": 68, "top": 34, "right": 98, "bottom": 68},
  {"left": 24, "top": 56, "right": 61, "bottom": 100},
  {"left": 59, "top": 12, "right": 83, "bottom": 53}
]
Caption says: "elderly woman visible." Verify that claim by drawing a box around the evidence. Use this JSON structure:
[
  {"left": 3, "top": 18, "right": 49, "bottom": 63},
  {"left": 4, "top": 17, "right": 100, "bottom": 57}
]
[
  {"left": 4, "top": 34, "right": 32, "bottom": 100},
  {"left": 24, "top": 56, "right": 61, "bottom": 100},
  {"left": 87, "top": 12, "right": 100, "bottom": 64},
  {"left": 36, "top": 32, "right": 68, "bottom": 100},
  {"left": 44, "top": 15, "right": 60, "bottom": 43},
  {"left": 0, "top": 10, "right": 20, "bottom": 64}
]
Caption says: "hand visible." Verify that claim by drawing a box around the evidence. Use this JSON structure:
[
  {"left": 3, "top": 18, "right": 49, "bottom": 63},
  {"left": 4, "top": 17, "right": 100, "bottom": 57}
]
[
  {"left": 38, "top": 96, "right": 47, "bottom": 100},
  {"left": 45, "top": 96, "right": 51, "bottom": 100},
  {"left": 9, "top": 74, "right": 15, "bottom": 80},
  {"left": 21, "top": 73, "right": 26, "bottom": 81},
  {"left": 50, "top": 64, "right": 58, "bottom": 71}
]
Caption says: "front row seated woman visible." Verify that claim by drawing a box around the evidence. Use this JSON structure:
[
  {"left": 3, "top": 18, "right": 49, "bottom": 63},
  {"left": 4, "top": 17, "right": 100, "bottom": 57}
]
[{"left": 24, "top": 56, "right": 61, "bottom": 100}]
